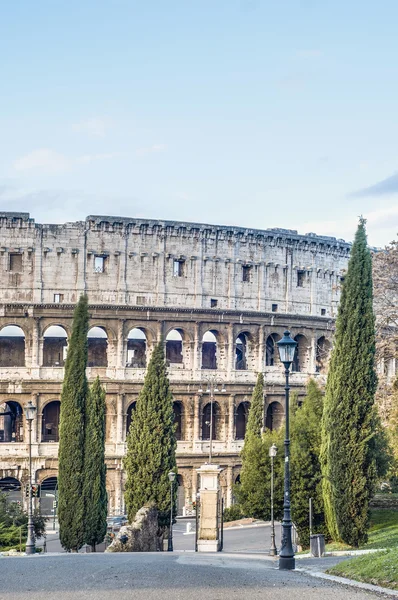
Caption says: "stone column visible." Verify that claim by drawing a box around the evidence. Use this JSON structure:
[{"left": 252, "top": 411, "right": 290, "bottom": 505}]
[
  {"left": 31, "top": 318, "right": 40, "bottom": 368},
  {"left": 310, "top": 333, "right": 317, "bottom": 374},
  {"left": 31, "top": 393, "right": 39, "bottom": 443},
  {"left": 197, "top": 464, "right": 222, "bottom": 552},
  {"left": 227, "top": 324, "right": 234, "bottom": 376},
  {"left": 226, "top": 466, "right": 233, "bottom": 508},
  {"left": 193, "top": 323, "right": 201, "bottom": 373},
  {"left": 257, "top": 325, "right": 265, "bottom": 372},
  {"left": 116, "top": 393, "right": 124, "bottom": 444},
  {"left": 193, "top": 394, "right": 201, "bottom": 442},
  {"left": 117, "top": 320, "right": 126, "bottom": 368},
  {"left": 228, "top": 395, "right": 235, "bottom": 442}
]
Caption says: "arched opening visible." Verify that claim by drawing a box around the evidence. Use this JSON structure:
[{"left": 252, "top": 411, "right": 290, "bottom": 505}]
[
  {"left": 87, "top": 327, "right": 108, "bottom": 367},
  {"left": 235, "top": 401, "right": 250, "bottom": 440},
  {"left": 0, "top": 325, "right": 25, "bottom": 367},
  {"left": 173, "top": 402, "right": 184, "bottom": 441},
  {"left": 0, "top": 477, "right": 22, "bottom": 504},
  {"left": 316, "top": 336, "right": 332, "bottom": 374},
  {"left": 201, "top": 331, "right": 217, "bottom": 370},
  {"left": 0, "top": 401, "right": 23, "bottom": 442},
  {"left": 235, "top": 333, "right": 248, "bottom": 370},
  {"left": 126, "top": 328, "right": 147, "bottom": 368},
  {"left": 265, "top": 334, "right": 280, "bottom": 367},
  {"left": 201, "top": 402, "right": 221, "bottom": 440},
  {"left": 42, "top": 401, "right": 61, "bottom": 442},
  {"left": 43, "top": 326, "right": 68, "bottom": 367},
  {"left": 292, "top": 334, "right": 310, "bottom": 373},
  {"left": 166, "top": 329, "right": 183, "bottom": 365},
  {"left": 40, "top": 477, "right": 58, "bottom": 516},
  {"left": 265, "top": 401, "right": 284, "bottom": 431},
  {"left": 176, "top": 474, "right": 184, "bottom": 517},
  {"left": 126, "top": 402, "right": 137, "bottom": 436}
]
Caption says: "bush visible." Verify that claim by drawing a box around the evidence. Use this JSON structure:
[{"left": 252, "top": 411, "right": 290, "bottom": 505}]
[{"left": 223, "top": 505, "right": 244, "bottom": 522}]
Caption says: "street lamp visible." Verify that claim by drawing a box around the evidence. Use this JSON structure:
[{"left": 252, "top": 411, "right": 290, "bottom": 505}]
[
  {"left": 24, "top": 400, "right": 37, "bottom": 555},
  {"left": 168, "top": 471, "right": 176, "bottom": 552},
  {"left": 198, "top": 376, "right": 226, "bottom": 464},
  {"left": 269, "top": 443, "right": 278, "bottom": 556},
  {"left": 276, "top": 330, "right": 297, "bottom": 571}
]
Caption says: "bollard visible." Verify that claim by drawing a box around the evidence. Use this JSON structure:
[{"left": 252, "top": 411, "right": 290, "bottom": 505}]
[{"left": 186, "top": 522, "right": 192, "bottom": 533}]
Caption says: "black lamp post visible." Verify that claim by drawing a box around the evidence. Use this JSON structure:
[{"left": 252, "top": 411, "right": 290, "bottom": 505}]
[
  {"left": 168, "top": 471, "right": 176, "bottom": 551},
  {"left": 198, "top": 376, "right": 226, "bottom": 464},
  {"left": 269, "top": 443, "right": 278, "bottom": 556},
  {"left": 276, "top": 330, "right": 297, "bottom": 570},
  {"left": 24, "top": 400, "right": 37, "bottom": 555}
]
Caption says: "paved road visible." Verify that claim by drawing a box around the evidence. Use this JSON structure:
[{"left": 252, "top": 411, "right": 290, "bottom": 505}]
[{"left": 0, "top": 552, "right": 385, "bottom": 600}]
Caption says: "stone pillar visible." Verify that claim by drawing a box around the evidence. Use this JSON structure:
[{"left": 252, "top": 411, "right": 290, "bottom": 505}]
[
  {"left": 197, "top": 464, "right": 222, "bottom": 552},
  {"left": 228, "top": 395, "right": 235, "bottom": 442},
  {"left": 31, "top": 318, "right": 40, "bottom": 368},
  {"left": 193, "top": 394, "right": 200, "bottom": 442},
  {"left": 31, "top": 393, "right": 39, "bottom": 444},
  {"left": 257, "top": 325, "right": 265, "bottom": 372},
  {"left": 227, "top": 324, "right": 234, "bottom": 376},
  {"left": 310, "top": 333, "right": 317, "bottom": 374},
  {"left": 226, "top": 466, "right": 233, "bottom": 508},
  {"left": 193, "top": 323, "right": 201, "bottom": 373},
  {"left": 117, "top": 320, "right": 126, "bottom": 368},
  {"left": 116, "top": 393, "right": 124, "bottom": 444}
]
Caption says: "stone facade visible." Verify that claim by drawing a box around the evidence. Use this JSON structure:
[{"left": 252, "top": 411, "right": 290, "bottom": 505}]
[{"left": 0, "top": 212, "right": 350, "bottom": 516}]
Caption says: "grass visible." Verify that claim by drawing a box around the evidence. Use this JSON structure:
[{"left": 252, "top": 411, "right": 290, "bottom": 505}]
[
  {"left": 328, "top": 548, "right": 398, "bottom": 591},
  {"left": 325, "top": 509, "right": 398, "bottom": 552}
]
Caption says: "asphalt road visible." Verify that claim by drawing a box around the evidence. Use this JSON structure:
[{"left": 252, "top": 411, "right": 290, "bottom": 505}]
[{"left": 0, "top": 552, "right": 386, "bottom": 600}]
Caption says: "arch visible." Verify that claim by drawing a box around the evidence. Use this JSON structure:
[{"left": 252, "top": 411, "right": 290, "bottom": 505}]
[
  {"left": 0, "top": 325, "right": 25, "bottom": 367},
  {"left": 126, "top": 401, "right": 137, "bottom": 436},
  {"left": 265, "top": 333, "right": 280, "bottom": 367},
  {"left": 235, "top": 401, "right": 250, "bottom": 440},
  {"left": 166, "top": 329, "right": 184, "bottom": 365},
  {"left": 87, "top": 326, "right": 108, "bottom": 367},
  {"left": 201, "top": 401, "right": 221, "bottom": 440},
  {"left": 0, "top": 477, "right": 22, "bottom": 504},
  {"left": 43, "top": 326, "right": 68, "bottom": 367},
  {"left": 0, "top": 401, "right": 23, "bottom": 442},
  {"left": 201, "top": 330, "right": 217, "bottom": 370},
  {"left": 316, "top": 336, "right": 332, "bottom": 374},
  {"left": 292, "top": 334, "right": 310, "bottom": 373},
  {"left": 235, "top": 333, "right": 249, "bottom": 370},
  {"left": 173, "top": 401, "right": 184, "bottom": 441},
  {"left": 176, "top": 474, "right": 185, "bottom": 517},
  {"left": 40, "top": 476, "right": 58, "bottom": 516},
  {"left": 265, "top": 401, "right": 284, "bottom": 431},
  {"left": 127, "top": 328, "right": 147, "bottom": 368},
  {"left": 41, "top": 400, "right": 60, "bottom": 442}
]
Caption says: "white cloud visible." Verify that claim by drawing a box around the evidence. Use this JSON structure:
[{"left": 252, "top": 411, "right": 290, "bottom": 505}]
[
  {"left": 13, "top": 149, "right": 70, "bottom": 174},
  {"left": 296, "top": 49, "right": 322, "bottom": 59},
  {"left": 136, "top": 144, "right": 167, "bottom": 157},
  {"left": 71, "top": 118, "right": 110, "bottom": 137},
  {"left": 77, "top": 153, "right": 120, "bottom": 164}
]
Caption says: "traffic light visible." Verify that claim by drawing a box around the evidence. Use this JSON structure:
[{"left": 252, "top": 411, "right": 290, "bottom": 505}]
[{"left": 26, "top": 484, "right": 40, "bottom": 497}]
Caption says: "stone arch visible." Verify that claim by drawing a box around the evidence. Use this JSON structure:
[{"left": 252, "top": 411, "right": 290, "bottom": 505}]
[
  {"left": 201, "top": 330, "right": 218, "bottom": 370},
  {"left": 316, "top": 336, "right": 332, "bottom": 374},
  {"left": 201, "top": 401, "right": 221, "bottom": 440},
  {"left": 265, "top": 333, "right": 281, "bottom": 367},
  {"left": 0, "top": 477, "right": 22, "bottom": 503},
  {"left": 127, "top": 328, "right": 147, "bottom": 368},
  {"left": 0, "top": 325, "right": 25, "bottom": 367},
  {"left": 165, "top": 328, "right": 184, "bottom": 365},
  {"left": 43, "top": 325, "right": 68, "bottom": 367},
  {"left": 0, "top": 401, "right": 23, "bottom": 442},
  {"left": 40, "top": 476, "right": 58, "bottom": 516},
  {"left": 88, "top": 326, "right": 108, "bottom": 367},
  {"left": 292, "top": 334, "right": 310, "bottom": 373},
  {"left": 126, "top": 401, "right": 137, "bottom": 436},
  {"left": 41, "top": 400, "right": 61, "bottom": 442},
  {"left": 173, "top": 401, "right": 184, "bottom": 441},
  {"left": 235, "top": 332, "right": 249, "bottom": 370},
  {"left": 265, "top": 401, "right": 284, "bottom": 431},
  {"left": 235, "top": 401, "right": 250, "bottom": 440}
]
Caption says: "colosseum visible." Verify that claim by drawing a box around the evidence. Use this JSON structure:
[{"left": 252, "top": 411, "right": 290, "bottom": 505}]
[{"left": 0, "top": 211, "right": 351, "bottom": 517}]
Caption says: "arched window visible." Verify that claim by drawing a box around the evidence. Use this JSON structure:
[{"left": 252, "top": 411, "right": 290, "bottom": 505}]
[
  {"left": 0, "top": 401, "right": 23, "bottom": 442},
  {"left": 87, "top": 327, "right": 108, "bottom": 367},
  {"left": 265, "top": 334, "right": 280, "bottom": 367},
  {"left": 40, "top": 477, "right": 58, "bottom": 516},
  {"left": 201, "top": 331, "right": 217, "bottom": 370},
  {"left": 201, "top": 402, "right": 221, "bottom": 440},
  {"left": 235, "top": 333, "right": 248, "bottom": 370},
  {"left": 166, "top": 329, "right": 183, "bottom": 365},
  {"left": 316, "top": 336, "right": 332, "bottom": 374},
  {"left": 0, "top": 326, "right": 25, "bottom": 367},
  {"left": 265, "top": 401, "right": 284, "bottom": 431},
  {"left": 127, "top": 328, "right": 147, "bottom": 368},
  {"left": 0, "top": 477, "right": 22, "bottom": 504},
  {"left": 42, "top": 401, "right": 61, "bottom": 442},
  {"left": 235, "top": 401, "right": 250, "bottom": 440},
  {"left": 292, "top": 334, "right": 310, "bottom": 373},
  {"left": 43, "top": 326, "right": 68, "bottom": 367},
  {"left": 126, "top": 402, "right": 137, "bottom": 436},
  {"left": 173, "top": 402, "right": 184, "bottom": 440}
]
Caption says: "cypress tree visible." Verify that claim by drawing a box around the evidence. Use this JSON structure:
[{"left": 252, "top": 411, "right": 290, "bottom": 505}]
[
  {"left": 290, "top": 379, "right": 326, "bottom": 547},
  {"left": 83, "top": 377, "right": 108, "bottom": 551},
  {"left": 320, "top": 218, "right": 378, "bottom": 546},
  {"left": 124, "top": 342, "right": 176, "bottom": 531},
  {"left": 58, "top": 295, "right": 89, "bottom": 552}
]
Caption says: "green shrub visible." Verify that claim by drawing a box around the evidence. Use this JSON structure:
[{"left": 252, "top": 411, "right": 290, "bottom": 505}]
[{"left": 223, "top": 505, "right": 244, "bottom": 522}]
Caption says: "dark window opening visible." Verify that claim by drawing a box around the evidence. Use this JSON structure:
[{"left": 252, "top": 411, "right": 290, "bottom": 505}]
[
  {"left": 242, "top": 265, "right": 252, "bottom": 282},
  {"left": 210, "top": 298, "right": 218, "bottom": 308},
  {"left": 173, "top": 402, "right": 184, "bottom": 441},
  {"left": 235, "top": 333, "right": 248, "bottom": 370},
  {"left": 272, "top": 304, "right": 278, "bottom": 312},
  {"left": 173, "top": 260, "right": 185, "bottom": 277},
  {"left": 297, "top": 270, "right": 305, "bottom": 287},
  {"left": 42, "top": 401, "right": 60, "bottom": 442},
  {"left": 265, "top": 402, "right": 284, "bottom": 431},
  {"left": 0, "top": 401, "right": 23, "bottom": 443},
  {"left": 166, "top": 330, "right": 184, "bottom": 365},
  {"left": 9, "top": 254, "right": 22, "bottom": 273},
  {"left": 201, "top": 331, "right": 217, "bottom": 370},
  {"left": 266, "top": 334, "right": 280, "bottom": 366},
  {"left": 321, "top": 308, "right": 326, "bottom": 316},
  {"left": 87, "top": 327, "right": 108, "bottom": 367},
  {"left": 201, "top": 402, "right": 220, "bottom": 440},
  {"left": 126, "top": 402, "right": 137, "bottom": 436},
  {"left": 0, "top": 327, "right": 25, "bottom": 367},
  {"left": 235, "top": 402, "right": 250, "bottom": 440},
  {"left": 127, "top": 329, "right": 147, "bottom": 368},
  {"left": 53, "top": 294, "right": 64, "bottom": 303}
]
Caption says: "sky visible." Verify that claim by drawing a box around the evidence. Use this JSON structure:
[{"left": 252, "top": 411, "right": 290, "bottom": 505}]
[{"left": 1, "top": 0, "right": 398, "bottom": 246}]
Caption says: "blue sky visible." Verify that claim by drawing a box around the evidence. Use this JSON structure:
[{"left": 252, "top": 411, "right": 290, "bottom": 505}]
[{"left": 1, "top": 0, "right": 398, "bottom": 246}]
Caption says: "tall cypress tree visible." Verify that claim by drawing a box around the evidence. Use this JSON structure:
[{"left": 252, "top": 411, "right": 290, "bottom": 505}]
[
  {"left": 58, "top": 295, "right": 89, "bottom": 552},
  {"left": 321, "top": 218, "right": 378, "bottom": 546},
  {"left": 124, "top": 342, "right": 176, "bottom": 531},
  {"left": 83, "top": 377, "right": 107, "bottom": 551}
]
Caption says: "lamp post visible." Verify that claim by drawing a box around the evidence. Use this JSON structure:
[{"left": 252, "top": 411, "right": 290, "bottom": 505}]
[
  {"left": 269, "top": 443, "right": 278, "bottom": 556},
  {"left": 198, "top": 376, "right": 226, "bottom": 464},
  {"left": 168, "top": 471, "right": 176, "bottom": 551},
  {"left": 276, "top": 330, "right": 297, "bottom": 570},
  {"left": 24, "top": 400, "right": 37, "bottom": 555}
]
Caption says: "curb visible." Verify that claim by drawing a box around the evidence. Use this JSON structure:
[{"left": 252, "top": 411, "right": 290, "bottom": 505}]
[{"left": 296, "top": 567, "right": 398, "bottom": 597}]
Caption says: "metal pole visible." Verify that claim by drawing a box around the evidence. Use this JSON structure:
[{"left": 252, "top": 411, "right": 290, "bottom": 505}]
[
  {"left": 25, "top": 419, "right": 35, "bottom": 555},
  {"left": 209, "top": 381, "right": 213, "bottom": 464},
  {"left": 220, "top": 497, "right": 224, "bottom": 551},
  {"left": 279, "top": 365, "right": 295, "bottom": 570},
  {"left": 168, "top": 480, "right": 173, "bottom": 551},
  {"left": 195, "top": 495, "right": 199, "bottom": 552},
  {"left": 309, "top": 497, "right": 313, "bottom": 538},
  {"left": 270, "top": 453, "right": 277, "bottom": 556}
]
